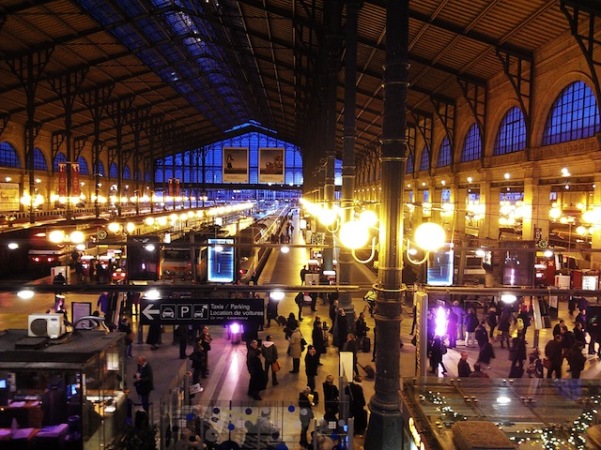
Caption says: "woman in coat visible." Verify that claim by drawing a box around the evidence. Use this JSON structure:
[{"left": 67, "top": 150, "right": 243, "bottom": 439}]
[
  {"left": 289, "top": 326, "right": 303, "bottom": 373},
  {"left": 246, "top": 340, "right": 265, "bottom": 401},
  {"left": 284, "top": 313, "right": 299, "bottom": 340},
  {"left": 322, "top": 374, "right": 339, "bottom": 420}
]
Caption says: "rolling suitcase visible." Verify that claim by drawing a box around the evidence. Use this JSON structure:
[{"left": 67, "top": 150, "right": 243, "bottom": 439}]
[
  {"left": 362, "top": 336, "right": 371, "bottom": 353},
  {"left": 361, "top": 363, "right": 375, "bottom": 379}
]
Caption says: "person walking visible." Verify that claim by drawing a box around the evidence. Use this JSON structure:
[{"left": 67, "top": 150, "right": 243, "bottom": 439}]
[
  {"left": 305, "top": 345, "right": 319, "bottom": 394},
  {"left": 354, "top": 311, "right": 369, "bottom": 350},
  {"left": 510, "top": 335, "right": 527, "bottom": 371},
  {"left": 246, "top": 340, "right": 266, "bottom": 400},
  {"left": 475, "top": 320, "right": 489, "bottom": 350},
  {"left": 295, "top": 292, "right": 304, "bottom": 321},
  {"left": 261, "top": 335, "right": 279, "bottom": 386},
  {"left": 189, "top": 341, "right": 207, "bottom": 386},
  {"left": 146, "top": 320, "right": 161, "bottom": 350},
  {"left": 486, "top": 306, "right": 498, "bottom": 339},
  {"left": 289, "top": 326, "right": 303, "bottom": 374},
  {"left": 334, "top": 308, "right": 348, "bottom": 349},
  {"left": 134, "top": 356, "right": 154, "bottom": 413},
  {"left": 497, "top": 311, "right": 512, "bottom": 349},
  {"left": 266, "top": 296, "right": 279, "bottom": 327},
  {"left": 464, "top": 308, "right": 479, "bottom": 347},
  {"left": 429, "top": 336, "right": 448, "bottom": 376},
  {"left": 457, "top": 351, "right": 472, "bottom": 377}
]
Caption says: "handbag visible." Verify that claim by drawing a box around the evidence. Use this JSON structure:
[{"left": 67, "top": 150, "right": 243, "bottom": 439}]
[
  {"left": 542, "top": 357, "right": 551, "bottom": 369},
  {"left": 271, "top": 361, "right": 281, "bottom": 372}
]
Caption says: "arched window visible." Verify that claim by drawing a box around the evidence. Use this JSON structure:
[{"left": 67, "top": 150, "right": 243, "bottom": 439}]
[
  {"left": 419, "top": 147, "right": 430, "bottom": 172},
  {"left": 54, "top": 152, "right": 67, "bottom": 172},
  {"left": 461, "top": 124, "right": 482, "bottom": 162},
  {"left": 95, "top": 161, "right": 105, "bottom": 177},
  {"left": 77, "top": 156, "right": 89, "bottom": 175},
  {"left": 34, "top": 147, "right": 48, "bottom": 171},
  {"left": 437, "top": 137, "right": 451, "bottom": 167},
  {"left": 123, "top": 165, "right": 131, "bottom": 179},
  {"left": 0, "top": 142, "right": 20, "bottom": 168},
  {"left": 494, "top": 106, "right": 526, "bottom": 155},
  {"left": 543, "top": 81, "right": 600, "bottom": 145},
  {"left": 405, "top": 151, "right": 414, "bottom": 174},
  {"left": 109, "top": 162, "right": 118, "bottom": 178}
]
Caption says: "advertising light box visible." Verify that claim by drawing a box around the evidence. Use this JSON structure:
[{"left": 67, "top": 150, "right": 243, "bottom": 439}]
[
  {"left": 427, "top": 246, "right": 454, "bottom": 286},
  {"left": 207, "top": 238, "right": 235, "bottom": 283}
]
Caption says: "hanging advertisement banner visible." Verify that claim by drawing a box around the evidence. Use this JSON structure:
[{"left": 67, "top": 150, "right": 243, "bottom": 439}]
[
  {"left": 71, "top": 163, "right": 80, "bottom": 196},
  {"left": 0, "top": 182, "right": 20, "bottom": 212},
  {"left": 58, "top": 163, "right": 67, "bottom": 196},
  {"left": 168, "top": 178, "right": 174, "bottom": 197},
  {"left": 259, "top": 148, "right": 284, "bottom": 183},
  {"left": 222, "top": 147, "right": 249, "bottom": 183}
]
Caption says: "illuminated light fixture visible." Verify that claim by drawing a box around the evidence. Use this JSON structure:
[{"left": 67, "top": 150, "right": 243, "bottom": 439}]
[
  {"left": 48, "top": 229, "right": 66, "bottom": 244},
  {"left": 543, "top": 249, "right": 554, "bottom": 258},
  {"left": 467, "top": 177, "right": 473, "bottom": 183},
  {"left": 229, "top": 322, "right": 241, "bottom": 334},
  {"left": 434, "top": 306, "right": 447, "bottom": 337},
  {"left": 561, "top": 167, "right": 571, "bottom": 177},
  {"left": 359, "top": 210, "right": 378, "bottom": 228},
  {"left": 108, "top": 222, "right": 121, "bottom": 233},
  {"left": 501, "top": 294, "right": 517, "bottom": 304},
  {"left": 339, "top": 220, "right": 370, "bottom": 250},
  {"left": 144, "top": 289, "right": 161, "bottom": 300},
  {"left": 475, "top": 249, "right": 486, "bottom": 257},
  {"left": 144, "top": 244, "right": 156, "bottom": 252},
  {"left": 144, "top": 217, "right": 155, "bottom": 226},
  {"left": 17, "top": 289, "right": 35, "bottom": 300},
  {"left": 441, "top": 180, "right": 446, "bottom": 186},
  {"left": 280, "top": 245, "right": 290, "bottom": 254},
  {"left": 319, "top": 208, "right": 339, "bottom": 228},
  {"left": 270, "top": 290, "right": 285, "bottom": 301},
  {"left": 75, "top": 244, "right": 86, "bottom": 251},
  {"left": 7, "top": 242, "right": 18, "bottom": 250},
  {"left": 413, "top": 223, "right": 445, "bottom": 252},
  {"left": 70, "top": 230, "right": 85, "bottom": 244},
  {"left": 504, "top": 173, "right": 510, "bottom": 180},
  {"left": 126, "top": 222, "right": 135, "bottom": 233}
]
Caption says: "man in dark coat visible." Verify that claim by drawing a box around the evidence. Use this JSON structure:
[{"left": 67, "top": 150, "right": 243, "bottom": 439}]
[
  {"left": 134, "top": 356, "right": 154, "bottom": 413},
  {"left": 345, "top": 376, "right": 367, "bottom": 435},
  {"left": 545, "top": 333, "right": 564, "bottom": 379},
  {"left": 457, "top": 351, "right": 473, "bottom": 377},
  {"left": 304, "top": 345, "right": 319, "bottom": 394},
  {"left": 246, "top": 339, "right": 265, "bottom": 400}
]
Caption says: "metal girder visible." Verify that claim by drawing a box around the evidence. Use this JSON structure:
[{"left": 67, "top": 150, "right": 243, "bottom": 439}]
[
  {"left": 365, "top": 0, "right": 532, "bottom": 60},
  {"left": 51, "top": 130, "right": 66, "bottom": 172},
  {"left": 0, "top": 113, "right": 9, "bottom": 138},
  {"left": 457, "top": 77, "right": 487, "bottom": 147},
  {"left": 411, "top": 110, "right": 433, "bottom": 175},
  {"left": 73, "top": 136, "right": 87, "bottom": 162},
  {"left": 496, "top": 49, "right": 533, "bottom": 149},
  {"left": 431, "top": 96, "right": 456, "bottom": 158},
  {"left": 560, "top": 0, "right": 601, "bottom": 120}
]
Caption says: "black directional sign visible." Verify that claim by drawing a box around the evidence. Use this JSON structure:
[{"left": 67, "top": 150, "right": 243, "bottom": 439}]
[{"left": 139, "top": 298, "right": 265, "bottom": 325}]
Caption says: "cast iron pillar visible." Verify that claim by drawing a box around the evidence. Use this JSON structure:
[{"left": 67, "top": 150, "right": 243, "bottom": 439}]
[
  {"left": 338, "top": 0, "right": 361, "bottom": 315},
  {"left": 364, "top": 0, "right": 409, "bottom": 449}
]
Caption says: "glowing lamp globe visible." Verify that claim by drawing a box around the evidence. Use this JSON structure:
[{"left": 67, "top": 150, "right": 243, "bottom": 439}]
[
  {"left": 414, "top": 223, "right": 445, "bottom": 252},
  {"left": 339, "top": 220, "right": 369, "bottom": 250}
]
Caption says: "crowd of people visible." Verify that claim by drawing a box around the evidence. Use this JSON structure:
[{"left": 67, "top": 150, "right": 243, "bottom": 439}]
[{"left": 425, "top": 296, "right": 594, "bottom": 380}]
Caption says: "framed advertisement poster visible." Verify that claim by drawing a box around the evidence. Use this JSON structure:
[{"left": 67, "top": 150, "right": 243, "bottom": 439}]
[
  {"left": 259, "top": 148, "right": 284, "bottom": 183},
  {"left": 222, "top": 147, "right": 249, "bottom": 183}
]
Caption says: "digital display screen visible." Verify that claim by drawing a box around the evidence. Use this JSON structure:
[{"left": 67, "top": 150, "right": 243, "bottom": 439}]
[
  {"left": 427, "top": 247, "right": 454, "bottom": 286},
  {"left": 207, "top": 238, "right": 235, "bottom": 283},
  {"left": 0, "top": 379, "right": 6, "bottom": 389}
]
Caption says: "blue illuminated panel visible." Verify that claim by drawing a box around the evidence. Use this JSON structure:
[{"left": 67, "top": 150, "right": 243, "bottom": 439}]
[
  {"left": 427, "top": 247, "right": 454, "bottom": 286},
  {"left": 207, "top": 238, "right": 235, "bottom": 283}
]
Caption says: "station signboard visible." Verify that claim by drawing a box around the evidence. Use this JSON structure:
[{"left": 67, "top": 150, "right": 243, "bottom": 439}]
[{"left": 139, "top": 298, "right": 265, "bottom": 326}]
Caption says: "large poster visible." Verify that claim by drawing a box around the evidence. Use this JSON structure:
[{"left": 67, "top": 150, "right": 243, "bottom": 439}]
[
  {"left": 0, "top": 182, "right": 19, "bottom": 212},
  {"left": 222, "top": 147, "right": 249, "bottom": 183},
  {"left": 58, "top": 163, "right": 67, "bottom": 196},
  {"left": 259, "top": 147, "right": 284, "bottom": 183}
]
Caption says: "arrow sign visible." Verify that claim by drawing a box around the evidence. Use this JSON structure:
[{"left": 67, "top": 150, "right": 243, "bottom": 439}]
[{"left": 142, "top": 303, "right": 160, "bottom": 321}]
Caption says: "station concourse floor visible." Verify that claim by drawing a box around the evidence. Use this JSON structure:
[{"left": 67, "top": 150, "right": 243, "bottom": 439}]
[{"left": 3, "top": 220, "right": 601, "bottom": 449}]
